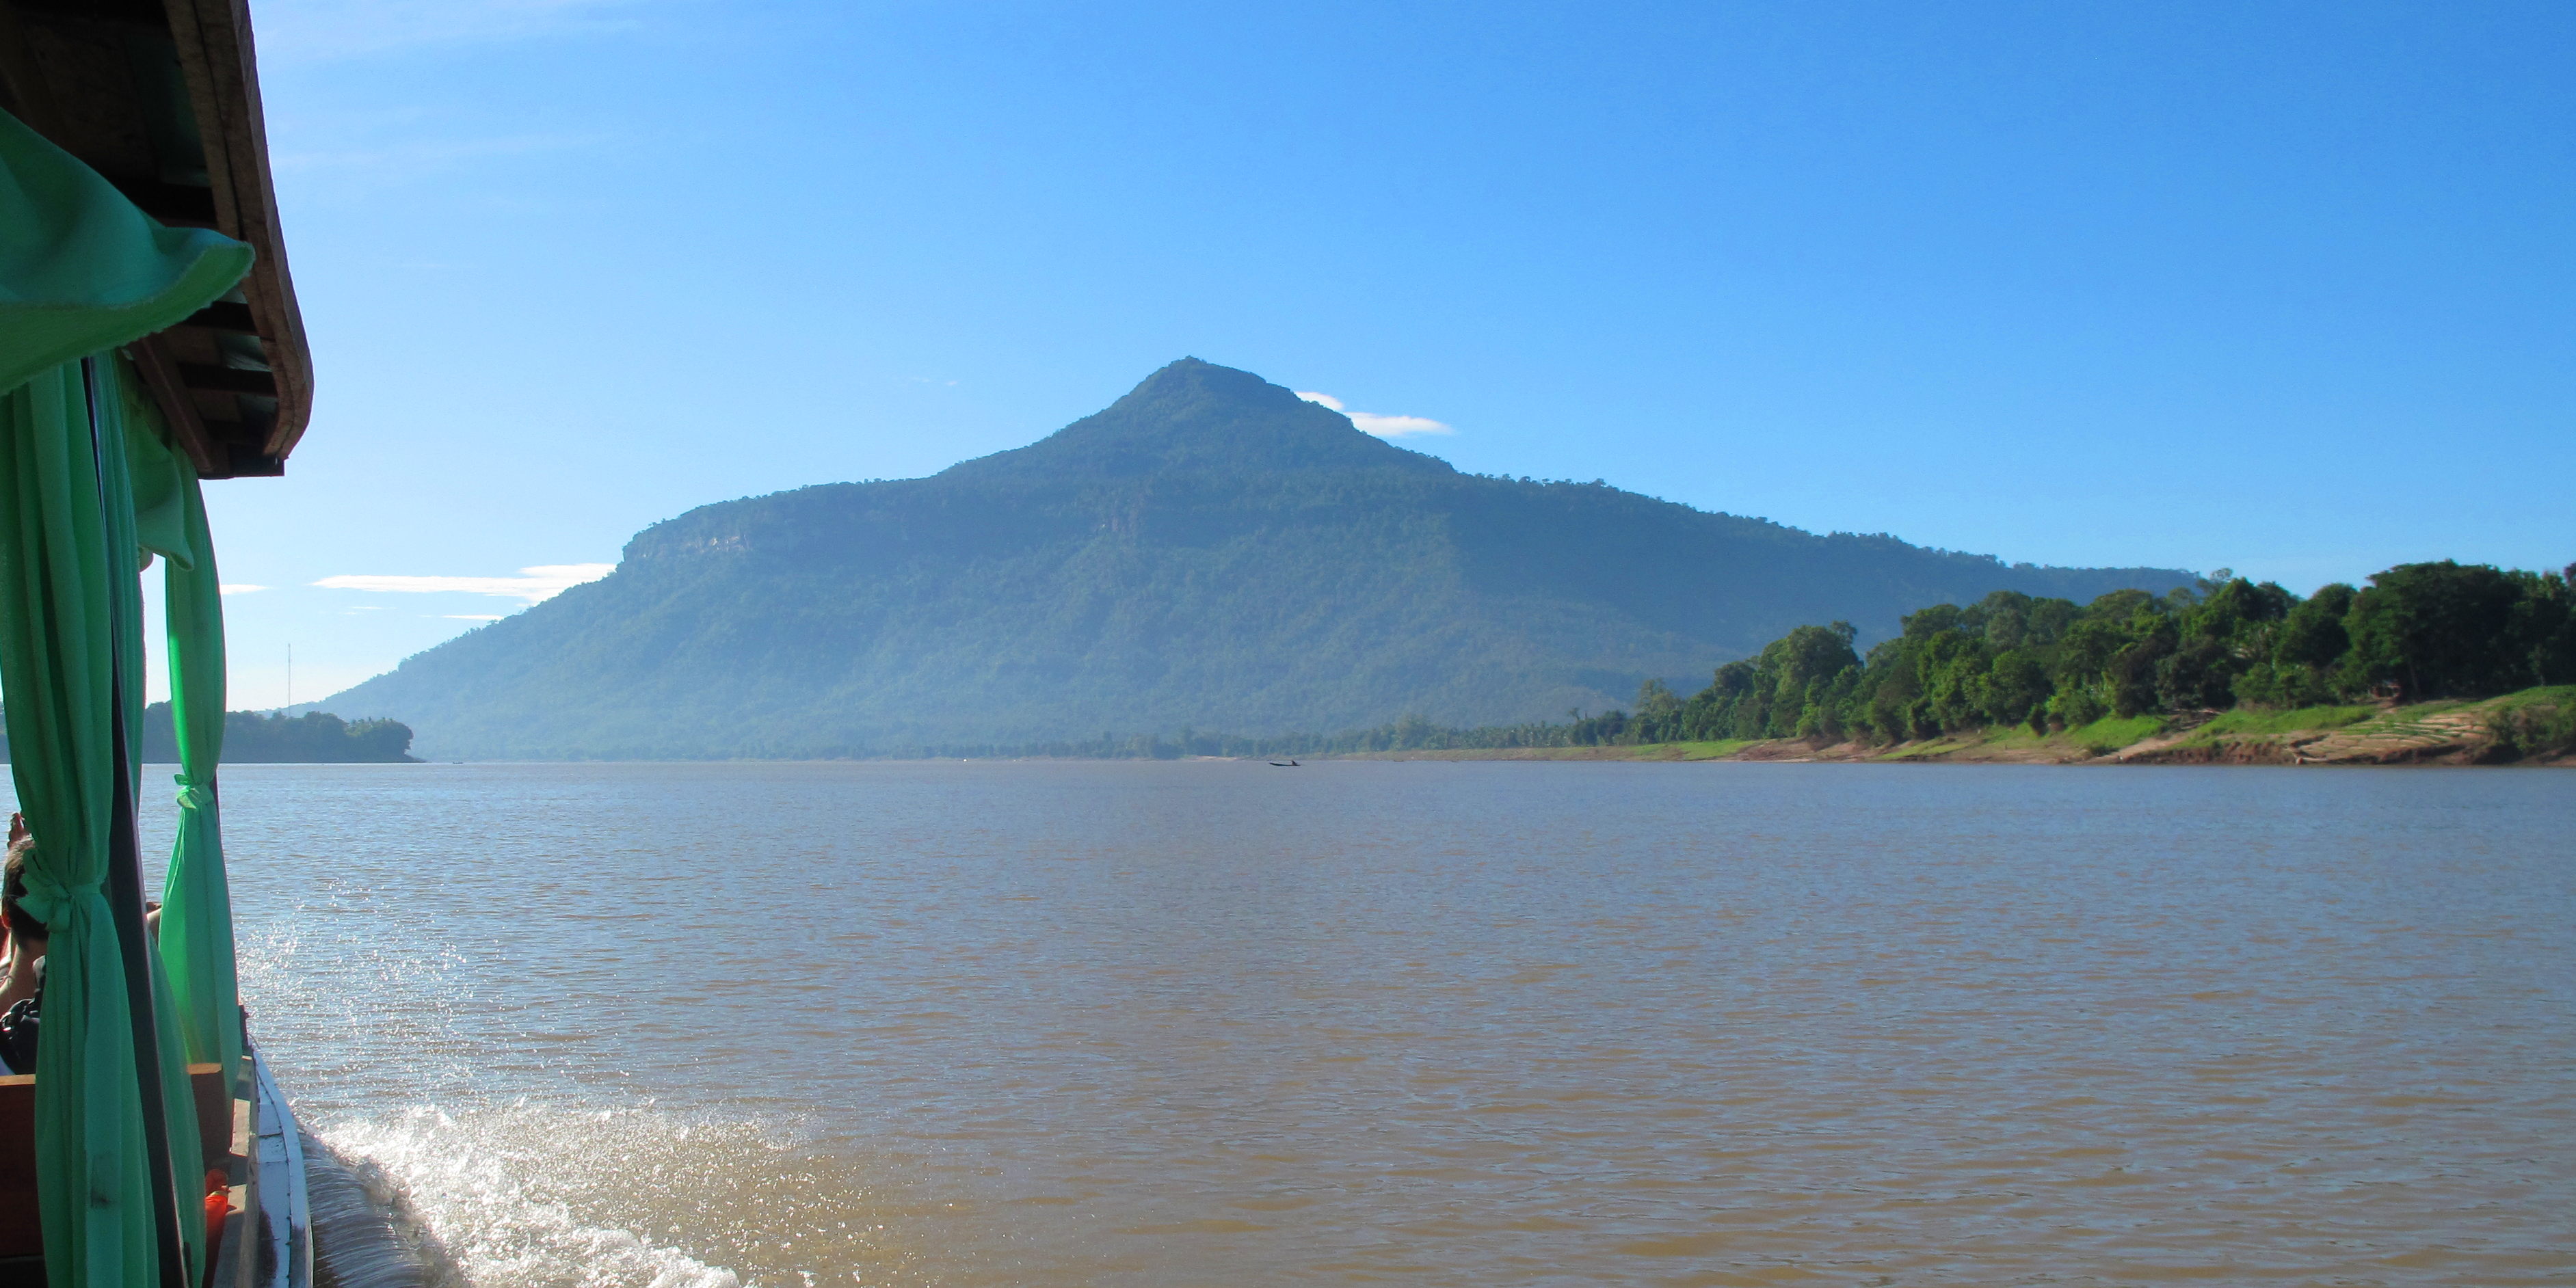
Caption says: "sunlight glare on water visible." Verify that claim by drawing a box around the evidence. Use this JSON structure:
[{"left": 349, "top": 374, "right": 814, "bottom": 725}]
[{"left": 104, "top": 762, "right": 2576, "bottom": 1286}]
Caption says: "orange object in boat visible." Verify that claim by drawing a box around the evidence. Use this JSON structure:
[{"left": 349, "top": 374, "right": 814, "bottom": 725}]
[{"left": 203, "top": 1171, "right": 230, "bottom": 1244}]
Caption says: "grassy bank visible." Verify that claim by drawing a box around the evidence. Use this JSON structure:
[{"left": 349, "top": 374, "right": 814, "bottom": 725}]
[{"left": 1336, "top": 688, "right": 2576, "bottom": 766}]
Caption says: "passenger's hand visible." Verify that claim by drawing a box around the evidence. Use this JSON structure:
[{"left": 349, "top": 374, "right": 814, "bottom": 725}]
[{"left": 5, "top": 813, "right": 21, "bottom": 846}]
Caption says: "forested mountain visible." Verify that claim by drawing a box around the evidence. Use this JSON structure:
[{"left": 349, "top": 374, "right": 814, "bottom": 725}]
[{"left": 326, "top": 360, "right": 2192, "bottom": 758}]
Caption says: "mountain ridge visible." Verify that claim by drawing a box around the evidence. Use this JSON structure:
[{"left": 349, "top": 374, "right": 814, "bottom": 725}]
[{"left": 326, "top": 360, "right": 2194, "bottom": 758}]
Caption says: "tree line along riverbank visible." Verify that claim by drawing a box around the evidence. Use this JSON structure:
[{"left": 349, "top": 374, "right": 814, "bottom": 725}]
[
  {"left": 1039, "top": 558, "right": 2575, "bottom": 766},
  {"left": 0, "top": 705, "right": 420, "bottom": 763},
  {"left": 1332, "top": 686, "right": 2575, "bottom": 766}
]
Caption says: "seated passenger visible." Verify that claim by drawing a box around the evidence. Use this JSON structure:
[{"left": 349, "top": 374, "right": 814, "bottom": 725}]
[{"left": 1, "top": 814, "right": 42, "bottom": 1075}]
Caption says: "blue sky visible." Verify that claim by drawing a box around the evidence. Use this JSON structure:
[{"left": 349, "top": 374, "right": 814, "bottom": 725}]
[{"left": 184, "top": 0, "right": 2573, "bottom": 709}]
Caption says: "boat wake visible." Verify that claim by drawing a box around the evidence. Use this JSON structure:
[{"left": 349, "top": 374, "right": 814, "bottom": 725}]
[
  {"left": 312, "top": 1105, "right": 749, "bottom": 1288},
  {"left": 305, "top": 1131, "right": 444, "bottom": 1288}
]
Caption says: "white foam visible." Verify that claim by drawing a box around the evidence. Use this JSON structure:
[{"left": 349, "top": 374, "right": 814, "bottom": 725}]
[{"left": 319, "top": 1105, "right": 745, "bottom": 1288}]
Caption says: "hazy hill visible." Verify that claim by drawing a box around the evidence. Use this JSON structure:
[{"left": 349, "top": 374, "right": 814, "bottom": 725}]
[{"left": 327, "top": 360, "right": 2192, "bottom": 758}]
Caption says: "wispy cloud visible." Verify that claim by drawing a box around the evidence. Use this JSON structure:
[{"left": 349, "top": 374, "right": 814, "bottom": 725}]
[
  {"left": 1296, "top": 390, "right": 1455, "bottom": 438},
  {"left": 314, "top": 563, "right": 614, "bottom": 604},
  {"left": 444, "top": 615, "right": 507, "bottom": 622},
  {"left": 219, "top": 584, "right": 269, "bottom": 595},
  {"left": 258, "top": 0, "right": 646, "bottom": 63}
]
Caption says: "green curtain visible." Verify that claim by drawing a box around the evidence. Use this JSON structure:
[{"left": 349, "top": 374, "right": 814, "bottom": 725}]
[
  {"left": 94, "top": 358, "right": 209, "bottom": 1288},
  {"left": 2, "top": 105, "right": 246, "bottom": 1288},
  {"left": 124, "top": 388, "right": 244, "bottom": 1086},
  {"left": 0, "top": 360, "right": 195, "bottom": 1287},
  {"left": 0, "top": 111, "right": 252, "bottom": 394}
]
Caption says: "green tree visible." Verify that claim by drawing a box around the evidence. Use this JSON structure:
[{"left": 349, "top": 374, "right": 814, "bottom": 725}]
[
  {"left": 1980, "top": 649, "right": 2052, "bottom": 727},
  {"left": 2502, "top": 566, "right": 2576, "bottom": 686},
  {"left": 2341, "top": 561, "right": 2527, "bottom": 698},
  {"left": 2233, "top": 582, "right": 2354, "bottom": 707},
  {"left": 2155, "top": 577, "right": 2292, "bottom": 710},
  {"left": 1630, "top": 679, "right": 1682, "bottom": 742},
  {"left": 1759, "top": 623, "right": 1862, "bottom": 736}
]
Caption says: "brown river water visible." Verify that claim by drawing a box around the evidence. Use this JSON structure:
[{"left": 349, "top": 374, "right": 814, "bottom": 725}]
[{"left": 105, "top": 762, "right": 2576, "bottom": 1285}]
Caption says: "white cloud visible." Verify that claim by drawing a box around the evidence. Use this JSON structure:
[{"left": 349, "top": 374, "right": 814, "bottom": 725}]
[
  {"left": 218, "top": 584, "right": 269, "bottom": 595},
  {"left": 1297, "top": 390, "right": 1455, "bottom": 438},
  {"left": 1348, "top": 412, "right": 1453, "bottom": 438},
  {"left": 444, "top": 615, "right": 507, "bottom": 622},
  {"left": 314, "top": 563, "right": 614, "bottom": 604}
]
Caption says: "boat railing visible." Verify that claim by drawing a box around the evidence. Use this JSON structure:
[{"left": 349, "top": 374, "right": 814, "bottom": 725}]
[{"left": 245, "top": 1048, "right": 311, "bottom": 1288}]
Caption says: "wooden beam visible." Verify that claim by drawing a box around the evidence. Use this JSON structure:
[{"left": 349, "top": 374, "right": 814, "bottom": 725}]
[
  {"left": 13, "top": 0, "right": 168, "bottom": 21},
  {"left": 105, "top": 176, "right": 220, "bottom": 227},
  {"left": 176, "top": 362, "right": 276, "bottom": 396},
  {"left": 127, "top": 337, "right": 225, "bottom": 474},
  {"left": 220, "top": 444, "right": 282, "bottom": 477},
  {"left": 165, "top": 0, "right": 315, "bottom": 464},
  {"left": 181, "top": 301, "right": 258, "bottom": 333},
  {"left": 0, "top": 3, "right": 65, "bottom": 142}
]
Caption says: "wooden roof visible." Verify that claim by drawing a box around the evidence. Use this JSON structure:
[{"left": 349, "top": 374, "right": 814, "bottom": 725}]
[{"left": 0, "top": 0, "right": 310, "bottom": 478}]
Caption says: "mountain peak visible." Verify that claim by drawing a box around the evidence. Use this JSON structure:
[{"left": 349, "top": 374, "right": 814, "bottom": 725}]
[
  {"left": 945, "top": 359, "right": 1455, "bottom": 481},
  {"left": 1122, "top": 355, "right": 1279, "bottom": 402},
  {"left": 329, "top": 356, "right": 2194, "bottom": 757}
]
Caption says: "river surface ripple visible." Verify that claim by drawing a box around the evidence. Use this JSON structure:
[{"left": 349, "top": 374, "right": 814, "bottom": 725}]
[{"left": 130, "top": 762, "right": 2576, "bottom": 1286}]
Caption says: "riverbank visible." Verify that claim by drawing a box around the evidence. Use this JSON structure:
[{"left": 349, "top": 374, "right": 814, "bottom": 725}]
[{"left": 1335, "top": 688, "right": 2576, "bottom": 766}]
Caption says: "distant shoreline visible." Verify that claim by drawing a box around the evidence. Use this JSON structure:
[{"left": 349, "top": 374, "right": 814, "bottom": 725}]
[{"left": 1325, "top": 695, "right": 2576, "bottom": 768}]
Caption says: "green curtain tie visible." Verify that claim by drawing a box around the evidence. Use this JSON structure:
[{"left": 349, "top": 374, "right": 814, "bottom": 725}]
[
  {"left": 14, "top": 865, "right": 101, "bottom": 927},
  {"left": 173, "top": 777, "right": 211, "bottom": 810}
]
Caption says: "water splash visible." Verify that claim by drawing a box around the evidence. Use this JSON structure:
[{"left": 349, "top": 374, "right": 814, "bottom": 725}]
[
  {"left": 306, "top": 1130, "right": 443, "bottom": 1288},
  {"left": 317, "top": 1105, "right": 746, "bottom": 1288}
]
